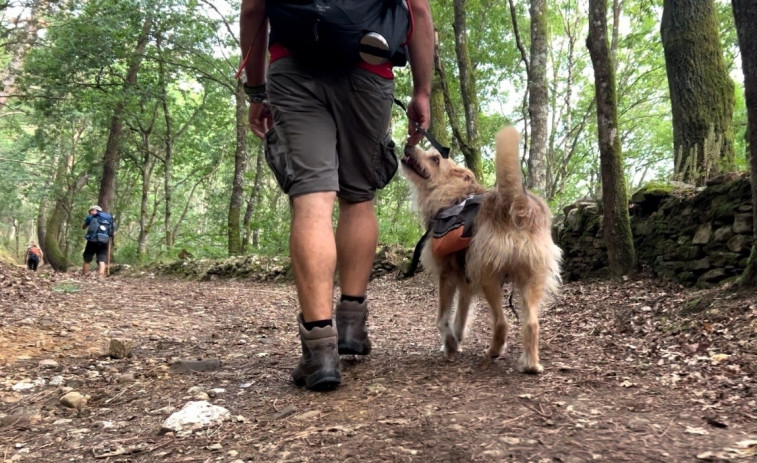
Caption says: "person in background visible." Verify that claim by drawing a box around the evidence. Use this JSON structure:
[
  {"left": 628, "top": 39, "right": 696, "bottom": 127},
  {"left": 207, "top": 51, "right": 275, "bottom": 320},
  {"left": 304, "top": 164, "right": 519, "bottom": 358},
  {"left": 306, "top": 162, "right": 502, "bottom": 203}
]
[
  {"left": 82, "top": 205, "right": 115, "bottom": 277},
  {"left": 26, "top": 242, "right": 43, "bottom": 271}
]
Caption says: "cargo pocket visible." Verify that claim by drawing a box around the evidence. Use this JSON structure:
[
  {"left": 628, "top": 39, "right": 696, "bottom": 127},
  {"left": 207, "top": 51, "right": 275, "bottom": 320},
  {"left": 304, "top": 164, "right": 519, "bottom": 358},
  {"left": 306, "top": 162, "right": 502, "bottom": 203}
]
[
  {"left": 265, "top": 128, "right": 294, "bottom": 193},
  {"left": 372, "top": 135, "right": 399, "bottom": 189}
]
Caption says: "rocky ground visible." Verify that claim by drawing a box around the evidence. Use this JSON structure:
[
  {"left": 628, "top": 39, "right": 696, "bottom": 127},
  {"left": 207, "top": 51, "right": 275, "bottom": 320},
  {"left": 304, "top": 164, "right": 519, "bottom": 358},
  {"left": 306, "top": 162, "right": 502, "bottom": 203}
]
[{"left": 0, "top": 260, "right": 755, "bottom": 462}]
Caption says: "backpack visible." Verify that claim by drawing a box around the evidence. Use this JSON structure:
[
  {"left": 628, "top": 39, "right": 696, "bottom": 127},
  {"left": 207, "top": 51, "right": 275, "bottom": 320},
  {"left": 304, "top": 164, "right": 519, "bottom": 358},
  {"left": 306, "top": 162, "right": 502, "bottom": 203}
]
[
  {"left": 28, "top": 247, "right": 41, "bottom": 261},
  {"left": 86, "top": 212, "right": 114, "bottom": 244},
  {"left": 430, "top": 195, "right": 483, "bottom": 257},
  {"left": 266, "top": 0, "right": 411, "bottom": 67}
]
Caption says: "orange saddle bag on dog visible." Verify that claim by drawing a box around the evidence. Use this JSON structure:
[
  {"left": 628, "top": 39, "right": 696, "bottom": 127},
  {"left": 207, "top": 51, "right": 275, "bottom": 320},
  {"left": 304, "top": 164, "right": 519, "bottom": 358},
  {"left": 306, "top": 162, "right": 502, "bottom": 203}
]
[{"left": 430, "top": 195, "right": 483, "bottom": 257}]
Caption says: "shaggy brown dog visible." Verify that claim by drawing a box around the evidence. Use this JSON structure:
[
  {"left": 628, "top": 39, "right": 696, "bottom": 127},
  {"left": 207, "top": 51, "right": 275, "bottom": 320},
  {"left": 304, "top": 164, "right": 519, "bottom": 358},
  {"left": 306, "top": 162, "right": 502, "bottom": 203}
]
[{"left": 401, "top": 126, "right": 562, "bottom": 373}]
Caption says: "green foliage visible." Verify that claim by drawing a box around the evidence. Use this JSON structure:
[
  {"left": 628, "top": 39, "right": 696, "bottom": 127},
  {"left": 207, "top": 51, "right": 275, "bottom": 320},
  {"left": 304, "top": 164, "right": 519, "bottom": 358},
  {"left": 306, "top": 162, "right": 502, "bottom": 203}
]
[{"left": 0, "top": 0, "right": 750, "bottom": 264}]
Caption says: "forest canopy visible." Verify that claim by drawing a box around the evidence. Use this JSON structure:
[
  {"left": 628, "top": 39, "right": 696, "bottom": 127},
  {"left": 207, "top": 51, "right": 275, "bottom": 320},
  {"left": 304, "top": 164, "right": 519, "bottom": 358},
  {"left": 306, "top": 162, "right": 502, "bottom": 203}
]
[{"left": 0, "top": 0, "right": 750, "bottom": 266}]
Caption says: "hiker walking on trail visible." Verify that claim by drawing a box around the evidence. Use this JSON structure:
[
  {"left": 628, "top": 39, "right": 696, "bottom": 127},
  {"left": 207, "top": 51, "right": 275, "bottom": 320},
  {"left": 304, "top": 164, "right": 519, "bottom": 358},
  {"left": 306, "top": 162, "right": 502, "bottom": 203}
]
[
  {"left": 239, "top": 0, "right": 434, "bottom": 390},
  {"left": 26, "top": 243, "right": 43, "bottom": 271},
  {"left": 82, "top": 205, "right": 115, "bottom": 277}
]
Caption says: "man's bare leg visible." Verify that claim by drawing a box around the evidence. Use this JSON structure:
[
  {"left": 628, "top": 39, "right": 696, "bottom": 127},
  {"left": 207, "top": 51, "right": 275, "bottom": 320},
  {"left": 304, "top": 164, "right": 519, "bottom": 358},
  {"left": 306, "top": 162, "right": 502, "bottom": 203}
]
[
  {"left": 82, "top": 263, "right": 90, "bottom": 275},
  {"left": 97, "top": 262, "right": 106, "bottom": 276},
  {"left": 290, "top": 192, "right": 338, "bottom": 322},
  {"left": 289, "top": 192, "right": 342, "bottom": 390},
  {"left": 335, "top": 199, "right": 377, "bottom": 355},
  {"left": 336, "top": 199, "right": 377, "bottom": 296}
]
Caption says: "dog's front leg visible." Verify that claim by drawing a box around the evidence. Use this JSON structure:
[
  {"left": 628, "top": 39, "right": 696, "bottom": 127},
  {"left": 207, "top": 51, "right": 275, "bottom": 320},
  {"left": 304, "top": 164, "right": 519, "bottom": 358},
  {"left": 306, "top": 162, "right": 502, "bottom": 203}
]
[{"left": 437, "top": 274, "right": 458, "bottom": 359}]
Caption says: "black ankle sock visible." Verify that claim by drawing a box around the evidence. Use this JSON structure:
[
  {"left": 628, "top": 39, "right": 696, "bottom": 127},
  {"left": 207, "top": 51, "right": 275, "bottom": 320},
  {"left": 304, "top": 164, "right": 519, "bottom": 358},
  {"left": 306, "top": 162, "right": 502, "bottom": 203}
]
[
  {"left": 303, "top": 319, "right": 332, "bottom": 330},
  {"left": 341, "top": 294, "right": 366, "bottom": 304}
]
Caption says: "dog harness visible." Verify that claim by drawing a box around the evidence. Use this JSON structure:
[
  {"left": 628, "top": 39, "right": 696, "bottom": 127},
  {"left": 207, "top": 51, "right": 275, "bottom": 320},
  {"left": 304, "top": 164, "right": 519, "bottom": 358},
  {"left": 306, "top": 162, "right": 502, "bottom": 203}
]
[{"left": 430, "top": 195, "right": 484, "bottom": 257}]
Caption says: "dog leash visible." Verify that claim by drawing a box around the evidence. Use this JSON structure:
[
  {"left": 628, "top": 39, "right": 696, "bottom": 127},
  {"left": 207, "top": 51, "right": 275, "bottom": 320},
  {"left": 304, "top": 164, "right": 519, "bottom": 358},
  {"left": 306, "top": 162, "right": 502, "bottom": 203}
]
[
  {"left": 393, "top": 98, "right": 451, "bottom": 158},
  {"left": 508, "top": 287, "right": 519, "bottom": 321}
]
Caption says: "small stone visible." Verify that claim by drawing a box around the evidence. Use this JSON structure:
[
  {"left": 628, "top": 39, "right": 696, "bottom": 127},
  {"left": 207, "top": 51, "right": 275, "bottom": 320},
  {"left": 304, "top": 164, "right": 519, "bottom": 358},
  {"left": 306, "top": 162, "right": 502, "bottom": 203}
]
[
  {"left": 170, "top": 358, "right": 221, "bottom": 373},
  {"left": 161, "top": 401, "right": 231, "bottom": 433},
  {"left": 60, "top": 391, "right": 88, "bottom": 413},
  {"left": 114, "top": 373, "right": 135, "bottom": 383},
  {"left": 108, "top": 338, "right": 133, "bottom": 359},
  {"left": 39, "top": 359, "right": 59, "bottom": 368},
  {"left": 11, "top": 382, "right": 35, "bottom": 392}
]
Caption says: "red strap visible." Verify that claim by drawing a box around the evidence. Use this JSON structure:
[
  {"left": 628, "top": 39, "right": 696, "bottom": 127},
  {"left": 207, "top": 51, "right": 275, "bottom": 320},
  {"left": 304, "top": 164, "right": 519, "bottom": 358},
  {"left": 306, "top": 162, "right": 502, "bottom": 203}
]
[
  {"left": 234, "top": 46, "right": 252, "bottom": 80},
  {"left": 403, "top": 0, "right": 414, "bottom": 46}
]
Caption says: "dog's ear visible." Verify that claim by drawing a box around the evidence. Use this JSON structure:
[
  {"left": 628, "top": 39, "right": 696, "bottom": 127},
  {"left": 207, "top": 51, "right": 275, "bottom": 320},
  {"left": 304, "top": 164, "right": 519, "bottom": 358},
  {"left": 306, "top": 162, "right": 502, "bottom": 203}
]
[{"left": 450, "top": 167, "right": 475, "bottom": 183}]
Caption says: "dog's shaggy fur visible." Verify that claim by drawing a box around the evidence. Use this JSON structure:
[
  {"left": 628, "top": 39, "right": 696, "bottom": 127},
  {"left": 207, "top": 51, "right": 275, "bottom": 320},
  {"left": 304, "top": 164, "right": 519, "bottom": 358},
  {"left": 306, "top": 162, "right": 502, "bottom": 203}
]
[{"left": 401, "top": 126, "right": 562, "bottom": 373}]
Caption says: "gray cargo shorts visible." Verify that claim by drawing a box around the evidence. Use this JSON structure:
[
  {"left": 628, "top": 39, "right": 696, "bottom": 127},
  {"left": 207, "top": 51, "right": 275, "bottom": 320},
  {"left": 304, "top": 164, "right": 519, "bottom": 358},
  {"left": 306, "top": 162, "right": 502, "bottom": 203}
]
[{"left": 264, "top": 57, "right": 398, "bottom": 202}]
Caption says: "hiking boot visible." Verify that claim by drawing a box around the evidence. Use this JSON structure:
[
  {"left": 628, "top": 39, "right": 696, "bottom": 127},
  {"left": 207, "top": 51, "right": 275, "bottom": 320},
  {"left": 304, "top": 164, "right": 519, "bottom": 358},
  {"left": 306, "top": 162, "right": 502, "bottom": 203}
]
[
  {"left": 336, "top": 299, "right": 372, "bottom": 355},
  {"left": 292, "top": 315, "right": 341, "bottom": 391}
]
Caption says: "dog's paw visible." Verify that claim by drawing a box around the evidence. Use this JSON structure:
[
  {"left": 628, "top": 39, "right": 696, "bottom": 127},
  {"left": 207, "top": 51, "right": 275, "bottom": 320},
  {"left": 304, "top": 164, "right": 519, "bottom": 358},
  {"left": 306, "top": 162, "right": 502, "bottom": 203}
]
[
  {"left": 485, "top": 341, "right": 507, "bottom": 359},
  {"left": 517, "top": 354, "right": 543, "bottom": 374},
  {"left": 486, "top": 347, "right": 502, "bottom": 359},
  {"left": 443, "top": 334, "right": 460, "bottom": 356}
]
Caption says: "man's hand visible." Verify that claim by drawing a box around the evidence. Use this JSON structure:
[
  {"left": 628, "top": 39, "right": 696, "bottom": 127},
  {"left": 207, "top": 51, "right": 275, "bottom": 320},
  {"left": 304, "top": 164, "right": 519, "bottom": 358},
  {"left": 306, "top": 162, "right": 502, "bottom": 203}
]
[
  {"left": 249, "top": 102, "right": 273, "bottom": 139},
  {"left": 405, "top": 0, "right": 434, "bottom": 147},
  {"left": 405, "top": 93, "right": 430, "bottom": 146}
]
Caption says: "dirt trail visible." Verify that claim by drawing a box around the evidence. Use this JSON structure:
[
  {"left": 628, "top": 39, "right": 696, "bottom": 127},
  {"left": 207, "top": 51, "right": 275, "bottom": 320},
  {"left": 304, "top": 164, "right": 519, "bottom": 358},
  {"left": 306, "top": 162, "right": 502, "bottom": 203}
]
[{"left": 0, "top": 264, "right": 755, "bottom": 462}]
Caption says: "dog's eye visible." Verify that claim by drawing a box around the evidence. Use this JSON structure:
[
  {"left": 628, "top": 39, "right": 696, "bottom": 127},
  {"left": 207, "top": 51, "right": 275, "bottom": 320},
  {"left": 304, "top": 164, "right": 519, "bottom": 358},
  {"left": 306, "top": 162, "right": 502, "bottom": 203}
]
[{"left": 430, "top": 155, "right": 440, "bottom": 165}]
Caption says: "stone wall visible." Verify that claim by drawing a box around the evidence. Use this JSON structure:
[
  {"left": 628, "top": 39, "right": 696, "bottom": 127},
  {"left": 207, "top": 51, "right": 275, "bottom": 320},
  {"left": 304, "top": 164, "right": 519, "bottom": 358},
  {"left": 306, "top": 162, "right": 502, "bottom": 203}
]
[{"left": 556, "top": 174, "right": 754, "bottom": 287}]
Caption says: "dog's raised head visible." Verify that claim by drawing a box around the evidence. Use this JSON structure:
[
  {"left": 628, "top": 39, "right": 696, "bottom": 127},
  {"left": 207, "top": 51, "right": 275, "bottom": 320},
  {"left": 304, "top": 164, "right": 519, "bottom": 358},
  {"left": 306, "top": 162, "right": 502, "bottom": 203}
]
[{"left": 401, "top": 144, "right": 484, "bottom": 223}]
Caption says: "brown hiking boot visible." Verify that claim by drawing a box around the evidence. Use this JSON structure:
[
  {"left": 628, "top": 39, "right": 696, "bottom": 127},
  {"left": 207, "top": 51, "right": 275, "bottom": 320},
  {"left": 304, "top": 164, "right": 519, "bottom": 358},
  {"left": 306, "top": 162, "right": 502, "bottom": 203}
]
[
  {"left": 291, "top": 315, "right": 341, "bottom": 391},
  {"left": 336, "top": 299, "right": 372, "bottom": 355}
]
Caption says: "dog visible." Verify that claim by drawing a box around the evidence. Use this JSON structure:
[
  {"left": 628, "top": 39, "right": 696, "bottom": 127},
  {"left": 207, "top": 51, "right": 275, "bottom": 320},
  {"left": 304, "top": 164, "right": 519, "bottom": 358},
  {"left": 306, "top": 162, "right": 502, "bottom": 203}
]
[{"left": 400, "top": 126, "right": 562, "bottom": 373}]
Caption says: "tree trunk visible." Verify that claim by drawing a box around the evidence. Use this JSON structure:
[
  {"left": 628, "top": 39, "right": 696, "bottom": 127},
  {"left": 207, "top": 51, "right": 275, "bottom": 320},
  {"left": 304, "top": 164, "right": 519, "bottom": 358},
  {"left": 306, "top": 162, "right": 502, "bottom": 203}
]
[
  {"left": 732, "top": 0, "right": 757, "bottom": 287},
  {"left": 36, "top": 200, "right": 47, "bottom": 264},
  {"left": 137, "top": 139, "right": 155, "bottom": 262},
  {"left": 44, "top": 157, "right": 73, "bottom": 271},
  {"left": 162, "top": 99, "right": 174, "bottom": 249},
  {"left": 242, "top": 144, "right": 265, "bottom": 254},
  {"left": 98, "top": 17, "right": 152, "bottom": 211},
  {"left": 451, "top": 0, "right": 482, "bottom": 180},
  {"left": 661, "top": 0, "right": 735, "bottom": 185},
  {"left": 0, "top": 0, "right": 49, "bottom": 116},
  {"left": 527, "top": 0, "right": 548, "bottom": 194},
  {"left": 229, "top": 80, "right": 248, "bottom": 256},
  {"left": 587, "top": 0, "right": 638, "bottom": 278},
  {"left": 430, "top": 32, "right": 449, "bottom": 148}
]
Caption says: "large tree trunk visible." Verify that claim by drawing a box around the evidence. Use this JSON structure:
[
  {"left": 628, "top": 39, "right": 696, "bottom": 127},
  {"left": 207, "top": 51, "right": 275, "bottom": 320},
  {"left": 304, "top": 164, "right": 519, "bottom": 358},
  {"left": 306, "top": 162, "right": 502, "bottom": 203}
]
[
  {"left": 587, "top": 0, "right": 637, "bottom": 278},
  {"left": 229, "top": 80, "right": 248, "bottom": 256},
  {"left": 661, "top": 0, "right": 735, "bottom": 186},
  {"left": 98, "top": 17, "right": 152, "bottom": 211},
  {"left": 732, "top": 0, "right": 757, "bottom": 287},
  {"left": 527, "top": 0, "right": 548, "bottom": 194},
  {"left": 451, "top": 0, "right": 482, "bottom": 180},
  {"left": 44, "top": 157, "right": 73, "bottom": 271}
]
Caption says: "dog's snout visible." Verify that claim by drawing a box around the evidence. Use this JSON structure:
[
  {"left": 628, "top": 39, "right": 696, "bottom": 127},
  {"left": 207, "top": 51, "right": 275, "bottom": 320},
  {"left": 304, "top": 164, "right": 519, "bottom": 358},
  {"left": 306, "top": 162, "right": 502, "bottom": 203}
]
[{"left": 403, "top": 144, "right": 416, "bottom": 157}]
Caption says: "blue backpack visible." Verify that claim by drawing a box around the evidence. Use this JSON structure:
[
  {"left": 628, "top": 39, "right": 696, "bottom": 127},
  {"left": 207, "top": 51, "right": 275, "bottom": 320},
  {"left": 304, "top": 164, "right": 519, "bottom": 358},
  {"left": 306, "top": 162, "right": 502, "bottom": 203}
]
[{"left": 86, "top": 212, "right": 114, "bottom": 244}]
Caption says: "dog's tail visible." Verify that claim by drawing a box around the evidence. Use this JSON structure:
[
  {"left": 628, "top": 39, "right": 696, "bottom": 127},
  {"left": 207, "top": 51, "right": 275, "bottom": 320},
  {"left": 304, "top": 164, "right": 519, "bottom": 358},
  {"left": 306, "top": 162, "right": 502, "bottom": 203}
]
[{"left": 495, "top": 126, "right": 524, "bottom": 198}]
